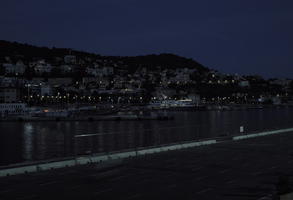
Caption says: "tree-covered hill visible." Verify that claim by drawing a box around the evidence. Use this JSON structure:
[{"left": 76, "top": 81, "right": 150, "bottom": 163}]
[{"left": 0, "top": 40, "right": 209, "bottom": 73}]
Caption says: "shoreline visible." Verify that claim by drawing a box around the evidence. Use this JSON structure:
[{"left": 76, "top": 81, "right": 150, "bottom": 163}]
[
  {"left": 1, "top": 127, "right": 292, "bottom": 177},
  {"left": 0, "top": 115, "right": 174, "bottom": 122},
  {"left": 1, "top": 104, "right": 292, "bottom": 122}
]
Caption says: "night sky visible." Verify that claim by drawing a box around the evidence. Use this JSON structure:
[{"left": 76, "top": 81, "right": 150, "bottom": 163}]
[{"left": 1, "top": 0, "right": 293, "bottom": 78}]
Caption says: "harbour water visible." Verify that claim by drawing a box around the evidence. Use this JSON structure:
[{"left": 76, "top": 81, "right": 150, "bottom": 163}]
[{"left": 1, "top": 107, "right": 293, "bottom": 166}]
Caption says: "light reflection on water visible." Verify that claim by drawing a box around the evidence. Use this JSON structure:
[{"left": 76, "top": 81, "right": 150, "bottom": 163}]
[
  {"left": 23, "top": 123, "right": 33, "bottom": 161},
  {"left": 0, "top": 108, "right": 293, "bottom": 166}
]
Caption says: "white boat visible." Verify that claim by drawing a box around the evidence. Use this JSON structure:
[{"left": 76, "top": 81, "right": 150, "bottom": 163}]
[{"left": 148, "top": 99, "right": 196, "bottom": 109}]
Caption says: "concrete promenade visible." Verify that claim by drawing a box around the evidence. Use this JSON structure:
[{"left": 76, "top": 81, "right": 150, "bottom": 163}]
[{"left": 1, "top": 131, "right": 293, "bottom": 199}]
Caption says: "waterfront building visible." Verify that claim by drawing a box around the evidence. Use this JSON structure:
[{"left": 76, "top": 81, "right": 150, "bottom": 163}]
[
  {"left": 269, "top": 79, "right": 292, "bottom": 89},
  {"left": 3, "top": 61, "right": 26, "bottom": 75},
  {"left": 86, "top": 66, "right": 114, "bottom": 77},
  {"left": 60, "top": 65, "right": 76, "bottom": 73},
  {"left": 0, "top": 77, "right": 18, "bottom": 87},
  {"left": 0, "top": 87, "right": 21, "bottom": 103},
  {"left": 238, "top": 80, "right": 250, "bottom": 87},
  {"left": 82, "top": 77, "right": 97, "bottom": 84},
  {"left": 64, "top": 55, "right": 77, "bottom": 64},
  {"left": 48, "top": 78, "right": 72, "bottom": 86},
  {"left": 41, "top": 85, "right": 53, "bottom": 96},
  {"left": 0, "top": 103, "right": 27, "bottom": 117},
  {"left": 34, "top": 63, "right": 53, "bottom": 74}
]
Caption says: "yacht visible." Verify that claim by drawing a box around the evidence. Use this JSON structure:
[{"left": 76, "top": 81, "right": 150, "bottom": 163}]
[{"left": 148, "top": 99, "right": 196, "bottom": 109}]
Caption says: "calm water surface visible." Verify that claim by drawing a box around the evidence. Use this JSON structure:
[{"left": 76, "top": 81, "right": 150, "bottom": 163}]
[{"left": 1, "top": 108, "right": 293, "bottom": 166}]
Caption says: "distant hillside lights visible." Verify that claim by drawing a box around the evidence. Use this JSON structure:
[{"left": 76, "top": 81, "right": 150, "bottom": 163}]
[
  {"left": 3, "top": 61, "right": 26, "bottom": 75},
  {"left": 238, "top": 80, "right": 250, "bottom": 87},
  {"left": 85, "top": 66, "right": 114, "bottom": 77},
  {"left": 21, "top": 92, "right": 147, "bottom": 104},
  {"left": 0, "top": 40, "right": 292, "bottom": 106},
  {"left": 64, "top": 55, "right": 77, "bottom": 64},
  {"left": 31, "top": 60, "right": 52, "bottom": 74}
]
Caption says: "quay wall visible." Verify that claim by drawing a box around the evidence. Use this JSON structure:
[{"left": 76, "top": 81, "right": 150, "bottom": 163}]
[{"left": 1, "top": 127, "right": 293, "bottom": 177}]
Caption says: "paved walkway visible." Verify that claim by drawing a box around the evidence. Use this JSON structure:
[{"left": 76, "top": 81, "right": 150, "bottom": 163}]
[{"left": 1, "top": 132, "right": 293, "bottom": 200}]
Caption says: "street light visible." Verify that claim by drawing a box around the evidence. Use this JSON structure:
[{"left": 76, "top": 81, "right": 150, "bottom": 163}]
[{"left": 26, "top": 84, "right": 31, "bottom": 103}]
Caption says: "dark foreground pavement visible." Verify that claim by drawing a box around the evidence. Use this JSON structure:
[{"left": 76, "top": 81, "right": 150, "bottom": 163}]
[{"left": 1, "top": 133, "right": 293, "bottom": 200}]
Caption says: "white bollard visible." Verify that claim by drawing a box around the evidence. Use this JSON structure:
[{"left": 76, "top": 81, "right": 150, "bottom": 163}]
[{"left": 240, "top": 126, "right": 244, "bottom": 133}]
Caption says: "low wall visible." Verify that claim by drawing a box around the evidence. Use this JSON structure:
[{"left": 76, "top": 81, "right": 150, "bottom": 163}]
[
  {"left": 233, "top": 128, "right": 293, "bottom": 141},
  {"left": 1, "top": 127, "right": 293, "bottom": 177},
  {"left": 0, "top": 139, "right": 216, "bottom": 177}
]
